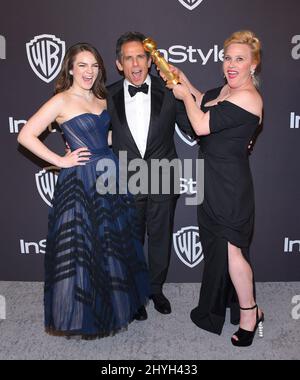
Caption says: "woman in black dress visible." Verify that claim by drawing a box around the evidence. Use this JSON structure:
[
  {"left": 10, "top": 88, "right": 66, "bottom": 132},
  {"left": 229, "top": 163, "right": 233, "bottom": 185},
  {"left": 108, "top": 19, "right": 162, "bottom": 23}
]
[{"left": 166, "top": 30, "right": 264, "bottom": 347}]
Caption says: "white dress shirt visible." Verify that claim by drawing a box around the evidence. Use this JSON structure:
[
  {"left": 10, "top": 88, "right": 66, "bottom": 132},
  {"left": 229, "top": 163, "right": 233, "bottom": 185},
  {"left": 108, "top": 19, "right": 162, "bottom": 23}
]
[{"left": 124, "top": 75, "right": 151, "bottom": 158}]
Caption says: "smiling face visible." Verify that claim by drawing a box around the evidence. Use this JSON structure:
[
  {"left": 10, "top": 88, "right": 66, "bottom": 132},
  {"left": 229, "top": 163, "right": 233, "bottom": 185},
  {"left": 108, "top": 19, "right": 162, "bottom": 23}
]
[
  {"left": 70, "top": 51, "right": 100, "bottom": 90},
  {"left": 116, "top": 41, "right": 151, "bottom": 86},
  {"left": 223, "top": 43, "right": 257, "bottom": 89}
]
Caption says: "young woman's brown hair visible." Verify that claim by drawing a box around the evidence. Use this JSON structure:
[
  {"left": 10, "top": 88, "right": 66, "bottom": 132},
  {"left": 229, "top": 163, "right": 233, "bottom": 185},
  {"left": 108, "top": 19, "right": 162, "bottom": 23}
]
[{"left": 55, "top": 42, "right": 107, "bottom": 99}]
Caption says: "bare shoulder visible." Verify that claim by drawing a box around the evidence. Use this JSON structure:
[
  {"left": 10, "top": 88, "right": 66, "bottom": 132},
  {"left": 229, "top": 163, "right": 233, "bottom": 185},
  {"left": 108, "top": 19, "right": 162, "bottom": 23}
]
[
  {"left": 40, "top": 92, "right": 67, "bottom": 113},
  {"left": 229, "top": 89, "right": 262, "bottom": 107},
  {"left": 51, "top": 92, "right": 68, "bottom": 107},
  {"left": 46, "top": 92, "right": 71, "bottom": 123},
  {"left": 227, "top": 89, "right": 263, "bottom": 119}
]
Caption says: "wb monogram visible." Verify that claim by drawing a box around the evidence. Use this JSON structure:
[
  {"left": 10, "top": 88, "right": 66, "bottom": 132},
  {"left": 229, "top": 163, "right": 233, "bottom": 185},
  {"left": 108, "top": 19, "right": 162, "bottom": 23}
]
[
  {"left": 173, "top": 226, "right": 203, "bottom": 268},
  {"left": 35, "top": 167, "right": 60, "bottom": 207},
  {"left": 26, "top": 34, "right": 65, "bottom": 83}
]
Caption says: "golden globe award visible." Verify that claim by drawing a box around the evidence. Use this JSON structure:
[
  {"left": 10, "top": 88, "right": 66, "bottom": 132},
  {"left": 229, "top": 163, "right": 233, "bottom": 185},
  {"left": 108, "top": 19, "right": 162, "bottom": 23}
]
[{"left": 143, "top": 37, "right": 180, "bottom": 85}]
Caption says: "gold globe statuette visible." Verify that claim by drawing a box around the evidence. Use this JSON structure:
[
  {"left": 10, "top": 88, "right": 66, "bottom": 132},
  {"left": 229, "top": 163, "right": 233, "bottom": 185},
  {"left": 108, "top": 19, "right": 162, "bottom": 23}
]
[{"left": 143, "top": 37, "right": 180, "bottom": 85}]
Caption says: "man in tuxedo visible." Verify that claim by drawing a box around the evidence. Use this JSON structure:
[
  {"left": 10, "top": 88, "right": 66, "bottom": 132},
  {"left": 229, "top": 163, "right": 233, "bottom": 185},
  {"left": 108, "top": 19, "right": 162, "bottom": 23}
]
[{"left": 107, "top": 32, "right": 192, "bottom": 320}]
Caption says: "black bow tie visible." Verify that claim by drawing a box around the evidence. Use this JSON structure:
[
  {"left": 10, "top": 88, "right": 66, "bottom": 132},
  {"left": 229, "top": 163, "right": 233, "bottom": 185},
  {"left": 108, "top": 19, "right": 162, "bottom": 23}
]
[{"left": 128, "top": 82, "right": 149, "bottom": 97}]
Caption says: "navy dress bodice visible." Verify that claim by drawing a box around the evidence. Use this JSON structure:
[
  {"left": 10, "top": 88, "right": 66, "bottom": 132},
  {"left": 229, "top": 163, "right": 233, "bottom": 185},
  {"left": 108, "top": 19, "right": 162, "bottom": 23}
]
[{"left": 61, "top": 111, "right": 111, "bottom": 156}]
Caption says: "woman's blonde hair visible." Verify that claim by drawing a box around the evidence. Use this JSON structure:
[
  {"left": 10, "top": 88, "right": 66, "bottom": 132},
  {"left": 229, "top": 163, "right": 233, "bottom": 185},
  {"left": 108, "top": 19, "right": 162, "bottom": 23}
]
[{"left": 224, "top": 30, "right": 261, "bottom": 86}]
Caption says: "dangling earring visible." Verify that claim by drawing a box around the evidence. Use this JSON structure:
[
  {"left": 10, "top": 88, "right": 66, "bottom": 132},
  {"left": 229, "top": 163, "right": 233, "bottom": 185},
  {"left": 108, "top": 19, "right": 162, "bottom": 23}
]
[{"left": 250, "top": 68, "right": 255, "bottom": 78}]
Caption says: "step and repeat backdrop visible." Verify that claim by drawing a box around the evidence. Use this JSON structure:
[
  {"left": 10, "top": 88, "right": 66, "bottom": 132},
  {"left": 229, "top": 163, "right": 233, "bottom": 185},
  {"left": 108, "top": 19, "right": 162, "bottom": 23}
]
[{"left": 0, "top": 0, "right": 299, "bottom": 282}]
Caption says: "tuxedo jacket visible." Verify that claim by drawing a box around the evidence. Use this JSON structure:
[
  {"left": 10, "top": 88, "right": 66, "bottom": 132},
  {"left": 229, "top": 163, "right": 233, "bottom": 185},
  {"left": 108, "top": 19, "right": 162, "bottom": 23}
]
[{"left": 107, "top": 74, "right": 193, "bottom": 201}]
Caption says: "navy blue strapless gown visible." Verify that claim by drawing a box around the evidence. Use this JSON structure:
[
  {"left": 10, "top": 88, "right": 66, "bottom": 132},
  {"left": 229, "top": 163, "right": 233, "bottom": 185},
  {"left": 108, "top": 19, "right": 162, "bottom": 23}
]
[{"left": 44, "top": 111, "right": 149, "bottom": 338}]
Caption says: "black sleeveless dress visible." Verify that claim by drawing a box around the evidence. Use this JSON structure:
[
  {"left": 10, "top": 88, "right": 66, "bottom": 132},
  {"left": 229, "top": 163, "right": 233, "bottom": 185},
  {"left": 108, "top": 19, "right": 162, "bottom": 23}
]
[{"left": 190, "top": 87, "right": 260, "bottom": 335}]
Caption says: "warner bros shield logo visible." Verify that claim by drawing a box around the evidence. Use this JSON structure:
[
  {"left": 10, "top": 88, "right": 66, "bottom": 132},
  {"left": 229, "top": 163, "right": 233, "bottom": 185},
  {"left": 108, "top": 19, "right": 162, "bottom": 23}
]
[
  {"left": 26, "top": 34, "right": 65, "bottom": 83},
  {"left": 178, "top": 0, "right": 204, "bottom": 11},
  {"left": 35, "top": 166, "right": 60, "bottom": 207},
  {"left": 173, "top": 226, "right": 203, "bottom": 268}
]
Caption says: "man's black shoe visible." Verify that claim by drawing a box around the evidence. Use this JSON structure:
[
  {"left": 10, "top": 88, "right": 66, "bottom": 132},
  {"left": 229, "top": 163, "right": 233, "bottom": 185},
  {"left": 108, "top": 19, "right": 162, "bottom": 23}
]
[
  {"left": 134, "top": 305, "right": 148, "bottom": 321},
  {"left": 150, "top": 293, "right": 171, "bottom": 314}
]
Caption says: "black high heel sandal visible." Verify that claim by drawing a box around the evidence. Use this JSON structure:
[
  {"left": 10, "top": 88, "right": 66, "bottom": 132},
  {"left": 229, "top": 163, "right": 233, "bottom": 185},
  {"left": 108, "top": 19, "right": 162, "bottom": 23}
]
[{"left": 231, "top": 304, "right": 264, "bottom": 347}]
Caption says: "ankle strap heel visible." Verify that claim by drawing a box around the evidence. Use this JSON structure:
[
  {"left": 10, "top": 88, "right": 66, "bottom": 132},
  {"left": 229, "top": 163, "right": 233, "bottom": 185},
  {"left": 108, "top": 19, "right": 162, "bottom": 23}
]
[
  {"left": 240, "top": 304, "right": 257, "bottom": 311},
  {"left": 231, "top": 304, "right": 264, "bottom": 347}
]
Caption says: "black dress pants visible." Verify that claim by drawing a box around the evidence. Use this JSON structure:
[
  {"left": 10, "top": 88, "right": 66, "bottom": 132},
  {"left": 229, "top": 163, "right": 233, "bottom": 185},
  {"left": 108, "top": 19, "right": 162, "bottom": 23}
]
[{"left": 134, "top": 196, "right": 177, "bottom": 294}]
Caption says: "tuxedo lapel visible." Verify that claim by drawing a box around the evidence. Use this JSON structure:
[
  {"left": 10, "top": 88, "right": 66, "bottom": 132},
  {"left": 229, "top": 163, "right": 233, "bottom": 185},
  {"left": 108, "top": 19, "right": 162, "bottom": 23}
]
[
  {"left": 113, "top": 85, "right": 127, "bottom": 126},
  {"left": 112, "top": 83, "right": 141, "bottom": 157},
  {"left": 145, "top": 77, "right": 165, "bottom": 157}
]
